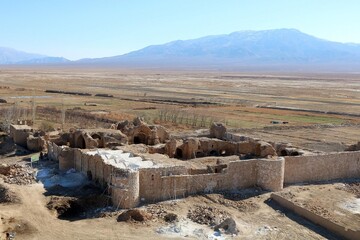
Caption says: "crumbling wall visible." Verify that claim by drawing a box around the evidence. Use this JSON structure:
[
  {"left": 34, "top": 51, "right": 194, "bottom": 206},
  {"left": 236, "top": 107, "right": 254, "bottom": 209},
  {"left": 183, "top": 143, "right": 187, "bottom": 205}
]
[
  {"left": 165, "top": 137, "right": 277, "bottom": 160},
  {"left": 58, "top": 147, "right": 75, "bottom": 171},
  {"left": 210, "top": 122, "right": 227, "bottom": 139},
  {"left": 139, "top": 159, "right": 284, "bottom": 203},
  {"left": 139, "top": 166, "right": 188, "bottom": 202},
  {"left": 116, "top": 117, "right": 170, "bottom": 145},
  {"left": 47, "top": 142, "right": 64, "bottom": 162},
  {"left": 27, "top": 135, "right": 45, "bottom": 152},
  {"left": 9, "top": 125, "right": 32, "bottom": 147},
  {"left": 70, "top": 129, "right": 128, "bottom": 149},
  {"left": 224, "top": 132, "right": 252, "bottom": 142},
  {"left": 48, "top": 142, "right": 360, "bottom": 209},
  {"left": 284, "top": 151, "right": 360, "bottom": 184},
  {"left": 111, "top": 169, "right": 140, "bottom": 209}
]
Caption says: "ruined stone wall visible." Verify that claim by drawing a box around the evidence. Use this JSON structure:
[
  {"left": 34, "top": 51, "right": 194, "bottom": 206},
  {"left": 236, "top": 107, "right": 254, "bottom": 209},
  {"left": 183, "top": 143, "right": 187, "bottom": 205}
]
[
  {"left": 284, "top": 151, "right": 360, "bottom": 184},
  {"left": 257, "top": 158, "right": 284, "bottom": 191},
  {"left": 111, "top": 169, "right": 140, "bottom": 209},
  {"left": 10, "top": 128, "right": 31, "bottom": 147},
  {"left": 48, "top": 142, "right": 143, "bottom": 208},
  {"left": 139, "top": 159, "right": 284, "bottom": 203},
  {"left": 138, "top": 166, "right": 188, "bottom": 202},
  {"left": 47, "top": 142, "right": 63, "bottom": 162},
  {"left": 48, "top": 142, "right": 360, "bottom": 209},
  {"left": 224, "top": 132, "right": 252, "bottom": 142},
  {"left": 58, "top": 147, "right": 75, "bottom": 171}
]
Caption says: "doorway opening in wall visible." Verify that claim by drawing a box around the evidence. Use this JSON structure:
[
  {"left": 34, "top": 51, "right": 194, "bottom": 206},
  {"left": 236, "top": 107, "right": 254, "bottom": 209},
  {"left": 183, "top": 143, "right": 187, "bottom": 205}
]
[
  {"left": 175, "top": 148, "right": 183, "bottom": 159},
  {"left": 77, "top": 135, "right": 86, "bottom": 149},
  {"left": 209, "top": 150, "right": 219, "bottom": 156},
  {"left": 133, "top": 133, "right": 147, "bottom": 144}
]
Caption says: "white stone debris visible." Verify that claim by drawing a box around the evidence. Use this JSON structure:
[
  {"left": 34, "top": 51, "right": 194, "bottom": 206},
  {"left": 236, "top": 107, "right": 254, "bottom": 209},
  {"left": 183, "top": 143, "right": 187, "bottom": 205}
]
[{"left": 87, "top": 149, "right": 154, "bottom": 170}]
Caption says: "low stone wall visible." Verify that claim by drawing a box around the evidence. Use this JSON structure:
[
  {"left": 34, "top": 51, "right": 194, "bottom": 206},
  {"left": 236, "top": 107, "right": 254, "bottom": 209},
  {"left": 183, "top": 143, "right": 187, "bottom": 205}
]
[
  {"left": 284, "top": 151, "right": 360, "bottom": 184},
  {"left": 271, "top": 193, "right": 360, "bottom": 240}
]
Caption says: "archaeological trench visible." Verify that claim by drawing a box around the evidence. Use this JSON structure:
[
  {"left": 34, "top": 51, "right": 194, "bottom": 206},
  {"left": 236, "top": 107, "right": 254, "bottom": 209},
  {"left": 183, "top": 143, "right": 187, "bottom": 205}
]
[{"left": 7, "top": 118, "right": 360, "bottom": 238}]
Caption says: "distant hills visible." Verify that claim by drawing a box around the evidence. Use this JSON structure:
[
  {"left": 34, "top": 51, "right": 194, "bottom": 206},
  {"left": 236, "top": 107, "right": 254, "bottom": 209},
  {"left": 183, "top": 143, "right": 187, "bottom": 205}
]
[
  {"left": 2, "top": 29, "right": 360, "bottom": 70},
  {"left": 0, "top": 47, "right": 70, "bottom": 64}
]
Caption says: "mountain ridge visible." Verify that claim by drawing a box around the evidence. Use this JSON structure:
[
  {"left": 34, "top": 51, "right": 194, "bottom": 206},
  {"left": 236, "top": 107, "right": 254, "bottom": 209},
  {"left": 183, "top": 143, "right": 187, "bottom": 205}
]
[
  {"left": 2, "top": 29, "right": 360, "bottom": 69},
  {"left": 77, "top": 29, "right": 360, "bottom": 67},
  {"left": 0, "top": 47, "right": 70, "bottom": 64}
]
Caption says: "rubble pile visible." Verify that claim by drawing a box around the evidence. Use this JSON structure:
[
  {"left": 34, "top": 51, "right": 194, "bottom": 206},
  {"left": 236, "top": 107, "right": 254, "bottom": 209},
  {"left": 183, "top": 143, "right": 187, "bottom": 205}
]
[
  {"left": 344, "top": 182, "right": 360, "bottom": 198},
  {"left": 117, "top": 209, "right": 152, "bottom": 222},
  {"left": 216, "top": 196, "right": 259, "bottom": 212},
  {"left": 0, "top": 164, "right": 36, "bottom": 185},
  {"left": 187, "top": 205, "right": 229, "bottom": 226},
  {"left": 146, "top": 204, "right": 168, "bottom": 219},
  {"left": 146, "top": 201, "right": 178, "bottom": 220}
]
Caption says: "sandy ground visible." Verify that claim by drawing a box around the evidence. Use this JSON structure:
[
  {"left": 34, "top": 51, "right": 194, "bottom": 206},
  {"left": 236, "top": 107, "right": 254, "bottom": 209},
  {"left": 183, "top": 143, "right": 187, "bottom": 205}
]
[
  {"left": 2, "top": 171, "right": 356, "bottom": 239},
  {"left": 0, "top": 182, "right": 170, "bottom": 240}
]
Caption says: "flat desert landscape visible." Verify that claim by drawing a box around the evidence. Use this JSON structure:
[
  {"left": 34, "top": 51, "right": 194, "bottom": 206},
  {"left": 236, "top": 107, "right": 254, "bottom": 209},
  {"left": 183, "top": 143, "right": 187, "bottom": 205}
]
[
  {"left": 1, "top": 67, "right": 359, "bottom": 151},
  {"left": 0, "top": 67, "right": 359, "bottom": 240}
]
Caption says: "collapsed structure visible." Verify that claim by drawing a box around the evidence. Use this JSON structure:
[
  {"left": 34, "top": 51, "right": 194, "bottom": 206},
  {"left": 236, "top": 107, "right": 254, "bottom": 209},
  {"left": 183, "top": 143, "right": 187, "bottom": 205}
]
[{"left": 9, "top": 119, "right": 360, "bottom": 209}]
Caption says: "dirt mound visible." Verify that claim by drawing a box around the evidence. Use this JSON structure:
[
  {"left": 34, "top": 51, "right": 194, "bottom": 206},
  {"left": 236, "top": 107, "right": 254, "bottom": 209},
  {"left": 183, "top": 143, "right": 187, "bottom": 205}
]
[
  {"left": 187, "top": 205, "right": 229, "bottom": 226},
  {"left": 0, "top": 184, "right": 19, "bottom": 204},
  {"left": 1, "top": 217, "right": 37, "bottom": 239},
  {"left": 206, "top": 194, "right": 260, "bottom": 212},
  {"left": 0, "top": 164, "right": 36, "bottom": 185},
  {"left": 117, "top": 209, "right": 152, "bottom": 222}
]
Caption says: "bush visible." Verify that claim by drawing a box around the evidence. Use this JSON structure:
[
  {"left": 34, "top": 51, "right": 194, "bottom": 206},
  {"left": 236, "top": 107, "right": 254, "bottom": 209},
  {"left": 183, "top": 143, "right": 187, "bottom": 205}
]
[{"left": 39, "top": 121, "right": 55, "bottom": 132}]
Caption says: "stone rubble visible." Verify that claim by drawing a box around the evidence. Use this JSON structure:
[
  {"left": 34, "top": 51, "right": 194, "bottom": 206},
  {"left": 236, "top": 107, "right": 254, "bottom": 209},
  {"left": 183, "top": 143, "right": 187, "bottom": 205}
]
[
  {"left": 187, "top": 205, "right": 229, "bottom": 226},
  {"left": 0, "top": 164, "right": 36, "bottom": 185}
]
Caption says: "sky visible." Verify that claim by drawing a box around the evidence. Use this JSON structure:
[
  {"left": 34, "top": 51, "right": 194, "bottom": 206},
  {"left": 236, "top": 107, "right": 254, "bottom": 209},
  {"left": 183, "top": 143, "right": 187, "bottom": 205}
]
[{"left": 1, "top": 0, "right": 360, "bottom": 60}]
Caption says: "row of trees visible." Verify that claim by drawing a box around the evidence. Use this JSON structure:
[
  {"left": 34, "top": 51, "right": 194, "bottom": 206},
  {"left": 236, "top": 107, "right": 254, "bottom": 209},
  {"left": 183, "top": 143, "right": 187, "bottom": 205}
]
[{"left": 157, "top": 108, "right": 229, "bottom": 128}]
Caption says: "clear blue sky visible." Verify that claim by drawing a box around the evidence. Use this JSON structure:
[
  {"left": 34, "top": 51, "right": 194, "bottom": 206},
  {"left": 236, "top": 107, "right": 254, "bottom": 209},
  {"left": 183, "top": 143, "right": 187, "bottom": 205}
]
[{"left": 1, "top": 0, "right": 359, "bottom": 60}]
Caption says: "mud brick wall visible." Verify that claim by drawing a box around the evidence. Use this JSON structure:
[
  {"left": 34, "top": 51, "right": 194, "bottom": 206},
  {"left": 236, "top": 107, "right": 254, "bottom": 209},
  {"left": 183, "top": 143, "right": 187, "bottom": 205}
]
[
  {"left": 139, "top": 159, "right": 284, "bottom": 203},
  {"left": 284, "top": 151, "right": 360, "bottom": 184}
]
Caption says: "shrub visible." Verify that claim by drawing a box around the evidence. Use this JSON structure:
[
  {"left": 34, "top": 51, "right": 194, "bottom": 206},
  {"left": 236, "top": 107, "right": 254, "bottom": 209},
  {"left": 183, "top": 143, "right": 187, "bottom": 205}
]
[{"left": 39, "top": 121, "right": 55, "bottom": 132}]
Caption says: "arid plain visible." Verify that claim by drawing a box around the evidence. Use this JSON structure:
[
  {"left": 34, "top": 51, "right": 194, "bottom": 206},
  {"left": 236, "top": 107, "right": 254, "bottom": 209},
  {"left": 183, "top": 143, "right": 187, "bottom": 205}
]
[
  {"left": 0, "top": 66, "right": 359, "bottom": 239},
  {"left": 1, "top": 66, "right": 359, "bottom": 152}
]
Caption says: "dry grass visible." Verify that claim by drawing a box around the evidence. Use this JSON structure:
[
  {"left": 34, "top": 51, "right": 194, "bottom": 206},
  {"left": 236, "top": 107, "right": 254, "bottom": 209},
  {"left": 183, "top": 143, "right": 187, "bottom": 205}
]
[{"left": 0, "top": 67, "right": 359, "bottom": 136}]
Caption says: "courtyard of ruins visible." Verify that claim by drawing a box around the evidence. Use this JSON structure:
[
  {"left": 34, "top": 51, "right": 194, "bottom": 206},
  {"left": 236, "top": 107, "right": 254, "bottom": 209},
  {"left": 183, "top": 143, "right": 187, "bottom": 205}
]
[{"left": 0, "top": 68, "right": 359, "bottom": 239}]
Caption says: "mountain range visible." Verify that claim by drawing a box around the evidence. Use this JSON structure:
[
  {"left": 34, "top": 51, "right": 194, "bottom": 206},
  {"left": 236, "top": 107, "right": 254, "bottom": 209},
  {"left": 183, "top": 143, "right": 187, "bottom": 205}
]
[
  {"left": 2, "top": 29, "right": 360, "bottom": 70},
  {"left": 0, "top": 47, "right": 70, "bottom": 64}
]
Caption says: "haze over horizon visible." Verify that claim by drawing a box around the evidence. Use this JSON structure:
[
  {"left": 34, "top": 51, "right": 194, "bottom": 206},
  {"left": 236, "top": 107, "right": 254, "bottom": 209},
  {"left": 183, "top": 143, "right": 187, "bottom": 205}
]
[{"left": 1, "top": 0, "right": 360, "bottom": 60}]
